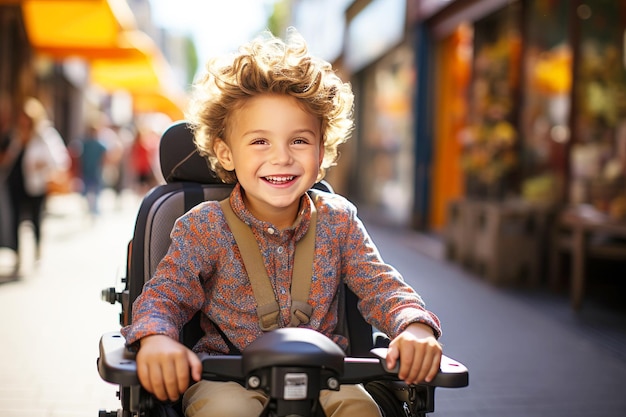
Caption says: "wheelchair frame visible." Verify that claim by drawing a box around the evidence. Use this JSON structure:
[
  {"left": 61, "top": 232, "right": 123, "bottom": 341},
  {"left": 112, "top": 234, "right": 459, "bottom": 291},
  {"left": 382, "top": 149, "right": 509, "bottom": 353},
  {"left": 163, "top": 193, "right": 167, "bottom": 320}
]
[{"left": 97, "top": 121, "right": 469, "bottom": 417}]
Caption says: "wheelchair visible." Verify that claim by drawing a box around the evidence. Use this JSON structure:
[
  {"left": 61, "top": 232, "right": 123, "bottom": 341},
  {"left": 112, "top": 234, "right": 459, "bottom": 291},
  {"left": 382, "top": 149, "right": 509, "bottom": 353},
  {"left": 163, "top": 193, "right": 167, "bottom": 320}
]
[{"left": 97, "top": 121, "right": 469, "bottom": 417}]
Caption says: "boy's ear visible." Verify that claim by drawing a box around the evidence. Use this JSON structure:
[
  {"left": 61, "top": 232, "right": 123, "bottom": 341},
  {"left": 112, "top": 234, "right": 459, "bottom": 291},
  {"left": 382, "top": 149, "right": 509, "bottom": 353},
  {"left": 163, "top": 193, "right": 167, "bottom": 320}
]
[{"left": 214, "top": 138, "right": 235, "bottom": 171}]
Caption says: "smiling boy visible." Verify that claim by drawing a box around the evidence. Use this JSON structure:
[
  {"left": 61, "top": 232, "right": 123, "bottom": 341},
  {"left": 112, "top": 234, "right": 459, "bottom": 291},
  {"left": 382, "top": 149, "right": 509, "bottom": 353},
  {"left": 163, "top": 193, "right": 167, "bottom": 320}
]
[
  {"left": 122, "top": 28, "right": 442, "bottom": 417},
  {"left": 213, "top": 94, "right": 323, "bottom": 229}
]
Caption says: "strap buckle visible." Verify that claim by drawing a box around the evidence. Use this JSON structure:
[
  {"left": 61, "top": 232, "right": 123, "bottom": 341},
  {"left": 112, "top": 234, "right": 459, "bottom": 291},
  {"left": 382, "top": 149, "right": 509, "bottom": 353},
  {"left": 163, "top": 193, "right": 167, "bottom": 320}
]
[{"left": 290, "top": 300, "right": 314, "bottom": 327}]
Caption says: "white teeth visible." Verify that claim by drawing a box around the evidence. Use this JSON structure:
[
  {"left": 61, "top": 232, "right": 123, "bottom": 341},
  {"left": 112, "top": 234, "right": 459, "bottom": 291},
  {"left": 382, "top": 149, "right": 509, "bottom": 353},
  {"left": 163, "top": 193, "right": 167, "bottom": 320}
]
[{"left": 265, "top": 176, "right": 294, "bottom": 183}]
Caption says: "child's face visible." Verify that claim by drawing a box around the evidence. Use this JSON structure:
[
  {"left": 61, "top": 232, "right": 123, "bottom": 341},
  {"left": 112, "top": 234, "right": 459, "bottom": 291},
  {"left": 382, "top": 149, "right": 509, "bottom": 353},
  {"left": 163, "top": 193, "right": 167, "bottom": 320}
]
[{"left": 214, "top": 94, "right": 324, "bottom": 228}]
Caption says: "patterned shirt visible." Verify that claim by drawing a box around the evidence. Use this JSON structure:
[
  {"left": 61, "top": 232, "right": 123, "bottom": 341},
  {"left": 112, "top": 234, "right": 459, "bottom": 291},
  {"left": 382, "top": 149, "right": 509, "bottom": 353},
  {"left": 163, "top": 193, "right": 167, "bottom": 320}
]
[{"left": 122, "top": 184, "right": 441, "bottom": 354}]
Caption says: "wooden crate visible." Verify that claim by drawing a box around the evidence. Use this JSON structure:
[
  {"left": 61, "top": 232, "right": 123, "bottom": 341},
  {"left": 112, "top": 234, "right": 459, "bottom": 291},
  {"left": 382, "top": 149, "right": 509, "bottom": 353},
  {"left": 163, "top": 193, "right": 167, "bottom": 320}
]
[
  {"left": 443, "top": 200, "right": 474, "bottom": 267},
  {"left": 465, "top": 201, "right": 550, "bottom": 286}
]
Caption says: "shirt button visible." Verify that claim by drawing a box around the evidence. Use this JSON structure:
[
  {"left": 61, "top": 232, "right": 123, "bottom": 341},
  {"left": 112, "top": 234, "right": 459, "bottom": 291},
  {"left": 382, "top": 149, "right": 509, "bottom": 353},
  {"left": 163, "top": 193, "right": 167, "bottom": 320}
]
[
  {"left": 277, "top": 246, "right": 284, "bottom": 254},
  {"left": 267, "top": 227, "right": 275, "bottom": 235}
]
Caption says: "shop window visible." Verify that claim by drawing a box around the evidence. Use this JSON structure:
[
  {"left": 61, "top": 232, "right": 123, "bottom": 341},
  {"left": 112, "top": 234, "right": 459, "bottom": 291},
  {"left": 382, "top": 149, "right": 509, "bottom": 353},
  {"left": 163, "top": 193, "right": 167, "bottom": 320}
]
[
  {"left": 520, "top": 0, "right": 571, "bottom": 205},
  {"left": 357, "top": 44, "right": 416, "bottom": 225},
  {"left": 430, "top": 23, "right": 473, "bottom": 230},
  {"left": 571, "top": 0, "right": 626, "bottom": 219},
  {"left": 461, "top": 3, "right": 522, "bottom": 201}
]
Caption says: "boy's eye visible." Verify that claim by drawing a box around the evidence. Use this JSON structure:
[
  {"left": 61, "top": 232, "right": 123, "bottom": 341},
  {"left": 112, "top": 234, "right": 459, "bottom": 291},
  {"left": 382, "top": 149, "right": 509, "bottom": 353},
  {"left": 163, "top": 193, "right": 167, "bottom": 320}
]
[
  {"left": 293, "top": 137, "right": 309, "bottom": 145},
  {"left": 251, "top": 138, "right": 268, "bottom": 145}
]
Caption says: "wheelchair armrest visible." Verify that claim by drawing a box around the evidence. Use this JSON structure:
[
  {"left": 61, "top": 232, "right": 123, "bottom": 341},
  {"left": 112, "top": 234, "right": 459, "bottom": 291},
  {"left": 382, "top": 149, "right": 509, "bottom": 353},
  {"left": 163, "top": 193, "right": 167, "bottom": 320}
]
[
  {"left": 368, "top": 348, "right": 469, "bottom": 388},
  {"left": 97, "top": 331, "right": 140, "bottom": 386},
  {"left": 341, "top": 349, "right": 468, "bottom": 388},
  {"left": 97, "top": 332, "right": 469, "bottom": 390},
  {"left": 434, "top": 354, "right": 469, "bottom": 388}
]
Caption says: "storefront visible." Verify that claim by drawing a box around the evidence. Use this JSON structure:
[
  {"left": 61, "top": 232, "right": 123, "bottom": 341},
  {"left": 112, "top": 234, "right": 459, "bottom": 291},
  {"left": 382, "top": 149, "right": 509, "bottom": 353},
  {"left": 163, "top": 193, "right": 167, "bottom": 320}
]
[
  {"left": 346, "top": 0, "right": 417, "bottom": 226},
  {"left": 416, "top": 0, "right": 525, "bottom": 230},
  {"left": 420, "top": 0, "right": 626, "bottom": 230},
  {"left": 568, "top": 1, "right": 626, "bottom": 218},
  {"left": 292, "top": 0, "right": 626, "bottom": 230},
  {"left": 0, "top": 3, "right": 35, "bottom": 132},
  {"left": 1, "top": 0, "right": 186, "bottom": 144}
]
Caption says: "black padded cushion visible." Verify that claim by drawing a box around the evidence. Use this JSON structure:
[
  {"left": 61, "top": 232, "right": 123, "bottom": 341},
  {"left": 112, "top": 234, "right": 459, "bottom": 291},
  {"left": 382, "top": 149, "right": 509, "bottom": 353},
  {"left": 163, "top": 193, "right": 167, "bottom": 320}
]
[{"left": 159, "top": 121, "right": 222, "bottom": 184}]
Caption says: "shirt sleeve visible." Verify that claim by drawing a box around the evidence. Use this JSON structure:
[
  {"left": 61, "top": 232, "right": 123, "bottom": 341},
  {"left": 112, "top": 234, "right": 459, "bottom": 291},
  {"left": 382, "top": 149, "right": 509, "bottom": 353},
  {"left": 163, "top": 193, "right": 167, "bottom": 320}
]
[
  {"left": 121, "top": 206, "right": 213, "bottom": 345},
  {"left": 337, "top": 199, "right": 442, "bottom": 339}
]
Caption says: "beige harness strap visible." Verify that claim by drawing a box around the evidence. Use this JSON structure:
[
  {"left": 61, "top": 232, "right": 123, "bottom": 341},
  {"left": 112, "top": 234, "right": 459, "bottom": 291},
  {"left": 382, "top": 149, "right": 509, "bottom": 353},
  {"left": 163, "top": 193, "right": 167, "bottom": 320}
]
[{"left": 219, "top": 197, "right": 317, "bottom": 331}]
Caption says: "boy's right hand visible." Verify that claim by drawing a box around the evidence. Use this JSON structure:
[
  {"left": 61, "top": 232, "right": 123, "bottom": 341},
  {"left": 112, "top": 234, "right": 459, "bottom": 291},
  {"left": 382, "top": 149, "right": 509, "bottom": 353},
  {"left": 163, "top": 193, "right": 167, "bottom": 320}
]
[{"left": 136, "top": 334, "right": 202, "bottom": 402}]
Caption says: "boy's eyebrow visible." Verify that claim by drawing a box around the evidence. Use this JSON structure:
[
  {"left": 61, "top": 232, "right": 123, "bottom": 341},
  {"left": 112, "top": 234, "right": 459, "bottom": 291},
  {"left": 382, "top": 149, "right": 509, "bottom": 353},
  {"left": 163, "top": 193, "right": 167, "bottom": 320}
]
[
  {"left": 242, "top": 129, "right": 269, "bottom": 136},
  {"left": 243, "top": 128, "right": 318, "bottom": 137},
  {"left": 291, "top": 128, "right": 318, "bottom": 136}
]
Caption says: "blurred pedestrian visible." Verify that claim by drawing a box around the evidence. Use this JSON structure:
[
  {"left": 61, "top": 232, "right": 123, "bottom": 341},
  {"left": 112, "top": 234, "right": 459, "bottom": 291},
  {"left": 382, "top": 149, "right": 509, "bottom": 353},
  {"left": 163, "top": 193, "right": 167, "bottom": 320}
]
[
  {"left": 0, "top": 94, "right": 15, "bottom": 254},
  {"left": 96, "top": 116, "right": 123, "bottom": 192},
  {"left": 1, "top": 97, "right": 70, "bottom": 267},
  {"left": 110, "top": 124, "right": 135, "bottom": 203},
  {"left": 129, "top": 127, "right": 158, "bottom": 195},
  {"left": 74, "top": 123, "right": 108, "bottom": 216}
]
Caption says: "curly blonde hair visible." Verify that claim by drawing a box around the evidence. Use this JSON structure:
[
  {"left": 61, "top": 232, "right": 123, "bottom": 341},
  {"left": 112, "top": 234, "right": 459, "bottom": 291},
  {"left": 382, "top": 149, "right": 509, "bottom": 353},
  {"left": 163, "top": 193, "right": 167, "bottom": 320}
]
[{"left": 186, "top": 28, "right": 354, "bottom": 183}]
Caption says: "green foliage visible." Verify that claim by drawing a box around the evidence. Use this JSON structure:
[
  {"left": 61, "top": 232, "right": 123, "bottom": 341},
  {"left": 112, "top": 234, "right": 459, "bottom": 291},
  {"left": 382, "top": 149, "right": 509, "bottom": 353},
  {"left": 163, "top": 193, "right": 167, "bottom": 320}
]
[
  {"left": 184, "top": 36, "right": 199, "bottom": 86},
  {"left": 267, "top": 0, "right": 290, "bottom": 36}
]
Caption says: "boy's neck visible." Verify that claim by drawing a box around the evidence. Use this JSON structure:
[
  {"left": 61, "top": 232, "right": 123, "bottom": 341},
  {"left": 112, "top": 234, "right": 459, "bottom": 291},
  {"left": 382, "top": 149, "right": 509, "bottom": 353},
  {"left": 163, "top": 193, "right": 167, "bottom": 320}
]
[{"left": 242, "top": 193, "right": 303, "bottom": 231}]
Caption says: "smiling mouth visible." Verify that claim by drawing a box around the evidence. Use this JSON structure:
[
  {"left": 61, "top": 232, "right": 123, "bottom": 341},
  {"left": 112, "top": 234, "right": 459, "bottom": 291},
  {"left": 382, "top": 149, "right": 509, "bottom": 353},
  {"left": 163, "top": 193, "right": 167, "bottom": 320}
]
[{"left": 264, "top": 175, "right": 295, "bottom": 184}]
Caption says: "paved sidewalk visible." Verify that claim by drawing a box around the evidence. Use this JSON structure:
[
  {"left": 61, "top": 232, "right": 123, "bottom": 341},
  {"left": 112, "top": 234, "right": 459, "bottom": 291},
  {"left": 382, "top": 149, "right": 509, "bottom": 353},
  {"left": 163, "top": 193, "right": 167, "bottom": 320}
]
[
  {"left": 0, "top": 191, "right": 140, "bottom": 417},
  {"left": 1, "top": 190, "right": 625, "bottom": 417},
  {"left": 365, "top": 223, "right": 626, "bottom": 417}
]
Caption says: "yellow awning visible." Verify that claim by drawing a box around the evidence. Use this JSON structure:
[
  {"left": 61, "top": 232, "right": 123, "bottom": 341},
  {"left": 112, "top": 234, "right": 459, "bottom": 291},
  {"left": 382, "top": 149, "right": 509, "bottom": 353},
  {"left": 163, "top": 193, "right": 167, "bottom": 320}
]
[
  {"left": 15, "top": 0, "right": 187, "bottom": 119},
  {"left": 132, "top": 91, "right": 187, "bottom": 121},
  {"left": 90, "top": 46, "right": 167, "bottom": 92},
  {"left": 90, "top": 48, "right": 187, "bottom": 120},
  {"left": 20, "top": 0, "right": 140, "bottom": 60}
]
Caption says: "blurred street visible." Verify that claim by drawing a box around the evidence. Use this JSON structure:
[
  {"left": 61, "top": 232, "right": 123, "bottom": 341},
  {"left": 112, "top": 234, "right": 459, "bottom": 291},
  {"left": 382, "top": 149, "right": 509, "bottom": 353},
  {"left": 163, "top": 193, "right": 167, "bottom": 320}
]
[
  {"left": 1, "top": 190, "right": 626, "bottom": 417},
  {"left": 368, "top": 223, "right": 626, "bottom": 417},
  {"left": 0, "top": 190, "right": 140, "bottom": 417}
]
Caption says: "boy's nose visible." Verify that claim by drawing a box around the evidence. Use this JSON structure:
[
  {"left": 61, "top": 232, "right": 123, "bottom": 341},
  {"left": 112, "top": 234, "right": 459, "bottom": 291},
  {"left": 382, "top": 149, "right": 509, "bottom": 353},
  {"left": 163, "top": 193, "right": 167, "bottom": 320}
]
[{"left": 270, "top": 144, "right": 293, "bottom": 165}]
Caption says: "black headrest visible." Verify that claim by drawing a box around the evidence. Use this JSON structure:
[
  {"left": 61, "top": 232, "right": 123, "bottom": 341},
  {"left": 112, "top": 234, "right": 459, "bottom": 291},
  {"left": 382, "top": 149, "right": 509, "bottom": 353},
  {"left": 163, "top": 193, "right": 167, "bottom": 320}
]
[
  {"left": 159, "top": 121, "right": 222, "bottom": 184},
  {"left": 159, "top": 120, "right": 335, "bottom": 193}
]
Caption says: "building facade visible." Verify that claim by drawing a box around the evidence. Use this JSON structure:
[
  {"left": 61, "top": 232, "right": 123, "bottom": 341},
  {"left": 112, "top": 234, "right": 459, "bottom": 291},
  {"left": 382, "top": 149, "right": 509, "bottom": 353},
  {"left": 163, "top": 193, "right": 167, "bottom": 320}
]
[{"left": 291, "top": 0, "right": 626, "bottom": 230}]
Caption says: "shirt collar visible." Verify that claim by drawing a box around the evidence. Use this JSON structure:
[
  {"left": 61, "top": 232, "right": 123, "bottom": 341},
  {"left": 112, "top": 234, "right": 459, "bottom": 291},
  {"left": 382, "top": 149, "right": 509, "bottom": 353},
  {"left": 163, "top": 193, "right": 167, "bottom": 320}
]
[{"left": 228, "top": 183, "right": 314, "bottom": 241}]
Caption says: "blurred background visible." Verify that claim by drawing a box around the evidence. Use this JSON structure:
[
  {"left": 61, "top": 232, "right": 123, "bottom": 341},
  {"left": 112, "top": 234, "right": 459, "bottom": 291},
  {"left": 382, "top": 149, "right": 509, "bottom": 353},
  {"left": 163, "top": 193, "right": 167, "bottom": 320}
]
[
  {"left": 1, "top": 0, "right": 626, "bottom": 229},
  {"left": 3, "top": 0, "right": 622, "bottom": 304},
  {"left": 2, "top": 0, "right": 626, "bottom": 226},
  {"left": 1, "top": 0, "right": 626, "bottom": 416}
]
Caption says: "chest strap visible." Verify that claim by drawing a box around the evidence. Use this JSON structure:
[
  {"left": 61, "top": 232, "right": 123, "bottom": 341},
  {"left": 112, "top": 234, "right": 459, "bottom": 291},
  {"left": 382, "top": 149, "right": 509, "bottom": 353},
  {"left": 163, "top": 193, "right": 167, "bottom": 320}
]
[{"left": 219, "top": 197, "right": 317, "bottom": 331}]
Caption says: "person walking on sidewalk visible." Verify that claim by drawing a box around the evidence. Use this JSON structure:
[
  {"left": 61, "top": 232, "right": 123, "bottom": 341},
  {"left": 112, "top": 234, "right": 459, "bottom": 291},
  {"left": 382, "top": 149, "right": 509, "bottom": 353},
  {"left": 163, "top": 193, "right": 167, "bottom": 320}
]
[
  {"left": 0, "top": 94, "right": 15, "bottom": 254},
  {"left": 0, "top": 97, "right": 70, "bottom": 268},
  {"left": 73, "top": 123, "right": 108, "bottom": 216}
]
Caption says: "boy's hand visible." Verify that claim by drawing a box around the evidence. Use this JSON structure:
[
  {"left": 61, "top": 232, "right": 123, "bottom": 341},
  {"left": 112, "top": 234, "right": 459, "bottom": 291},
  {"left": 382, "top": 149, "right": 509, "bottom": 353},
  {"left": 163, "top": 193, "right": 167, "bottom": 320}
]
[
  {"left": 386, "top": 323, "right": 442, "bottom": 385},
  {"left": 136, "top": 334, "right": 202, "bottom": 402}
]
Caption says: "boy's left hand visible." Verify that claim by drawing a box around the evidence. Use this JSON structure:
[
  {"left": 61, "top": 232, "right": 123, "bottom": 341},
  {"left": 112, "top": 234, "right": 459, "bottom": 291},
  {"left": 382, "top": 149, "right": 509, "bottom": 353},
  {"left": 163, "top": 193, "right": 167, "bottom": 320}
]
[{"left": 386, "top": 322, "right": 442, "bottom": 385}]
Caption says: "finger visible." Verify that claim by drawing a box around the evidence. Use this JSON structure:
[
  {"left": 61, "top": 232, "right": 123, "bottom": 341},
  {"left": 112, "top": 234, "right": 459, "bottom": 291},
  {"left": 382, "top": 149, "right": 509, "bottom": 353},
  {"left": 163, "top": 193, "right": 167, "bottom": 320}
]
[
  {"left": 385, "top": 344, "right": 399, "bottom": 370},
  {"left": 424, "top": 349, "right": 443, "bottom": 383},
  {"left": 397, "top": 344, "right": 416, "bottom": 381},
  {"left": 161, "top": 359, "right": 183, "bottom": 401},
  {"left": 174, "top": 352, "right": 192, "bottom": 394},
  {"left": 188, "top": 350, "right": 203, "bottom": 383},
  {"left": 411, "top": 345, "right": 442, "bottom": 384},
  {"left": 147, "top": 363, "right": 169, "bottom": 402},
  {"left": 137, "top": 360, "right": 153, "bottom": 395},
  {"left": 413, "top": 351, "right": 431, "bottom": 384},
  {"left": 402, "top": 345, "right": 423, "bottom": 384}
]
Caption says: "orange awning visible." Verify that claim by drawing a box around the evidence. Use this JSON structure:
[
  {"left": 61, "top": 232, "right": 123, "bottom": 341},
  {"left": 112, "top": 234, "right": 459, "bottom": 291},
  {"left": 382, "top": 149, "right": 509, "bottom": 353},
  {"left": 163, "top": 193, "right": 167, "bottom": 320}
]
[
  {"left": 20, "top": 0, "right": 142, "bottom": 60},
  {"left": 132, "top": 90, "right": 186, "bottom": 121},
  {"left": 16, "top": 0, "right": 187, "bottom": 119},
  {"left": 90, "top": 41, "right": 187, "bottom": 120},
  {"left": 90, "top": 45, "right": 166, "bottom": 92}
]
